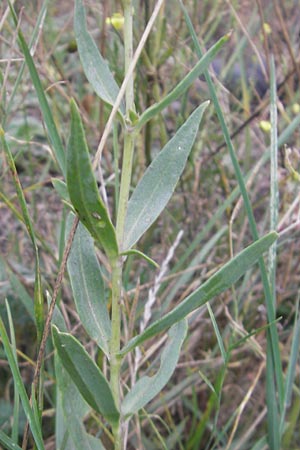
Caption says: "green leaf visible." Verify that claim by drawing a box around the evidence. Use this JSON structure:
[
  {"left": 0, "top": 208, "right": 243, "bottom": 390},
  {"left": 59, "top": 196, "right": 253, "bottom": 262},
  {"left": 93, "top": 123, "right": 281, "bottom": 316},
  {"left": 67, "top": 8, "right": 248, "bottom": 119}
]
[
  {"left": 1, "top": 128, "right": 43, "bottom": 340},
  {"left": 67, "top": 99, "right": 119, "bottom": 262},
  {"left": 124, "top": 102, "right": 209, "bottom": 250},
  {"left": 122, "top": 319, "right": 187, "bottom": 417},
  {"left": 120, "top": 248, "right": 159, "bottom": 268},
  {"left": 55, "top": 353, "right": 105, "bottom": 450},
  {"left": 7, "top": 0, "right": 66, "bottom": 175},
  {"left": 136, "top": 33, "right": 230, "bottom": 130},
  {"left": 52, "top": 325, "right": 119, "bottom": 425},
  {"left": 51, "top": 178, "right": 70, "bottom": 204},
  {"left": 0, "top": 316, "right": 45, "bottom": 450},
  {"left": 0, "top": 431, "right": 23, "bottom": 450},
  {"left": 53, "top": 303, "right": 89, "bottom": 450},
  {"left": 74, "top": 0, "right": 125, "bottom": 115},
  {"left": 66, "top": 213, "right": 111, "bottom": 356},
  {"left": 120, "top": 231, "right": 278, "bottom": 355}
]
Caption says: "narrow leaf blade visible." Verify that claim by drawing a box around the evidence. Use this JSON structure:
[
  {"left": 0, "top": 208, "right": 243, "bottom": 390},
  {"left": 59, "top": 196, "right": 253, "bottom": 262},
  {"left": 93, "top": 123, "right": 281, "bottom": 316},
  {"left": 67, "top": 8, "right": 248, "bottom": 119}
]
[
  {"left": 74, "top": 0, "right": 125, "bottom": 114},
  {"left": 120, "top": 231, "right": 278, "bottom": 355},
  {"left": 124, "top": 102, "right": 209, "bottom": 250},
  {"left": 67, "top": 99, "right": 118, "bottom": 262},
  {"left": 122, "top": 319, "right": 187, "bottom": 417},
  {"left": 7, "top": 0, "right": 66, "bottom": 175},
  {"left": 0, "top": 431, "right": 23, "bottom": 450},
  {"left": 137, "top": 33, "right": 229, "bottom": 130},
  {"left": 0, "top": 317, "right": 45, "bottom": 450},
  {"left": 66, "top": 213, "right": 111, "bottom": 356},
  {"left": 52, "top": 325, "right": 119, "bottom": 425}
]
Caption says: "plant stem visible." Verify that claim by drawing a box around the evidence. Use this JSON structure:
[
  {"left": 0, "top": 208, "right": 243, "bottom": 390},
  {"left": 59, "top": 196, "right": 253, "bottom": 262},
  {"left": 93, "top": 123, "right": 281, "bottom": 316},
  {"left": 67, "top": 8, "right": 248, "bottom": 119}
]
[
  {"left": 110, "top": 1, "right": 135, "bottom": 448},
  {"left": 110, "top": 259, "right": 122, "bottom": 450}
]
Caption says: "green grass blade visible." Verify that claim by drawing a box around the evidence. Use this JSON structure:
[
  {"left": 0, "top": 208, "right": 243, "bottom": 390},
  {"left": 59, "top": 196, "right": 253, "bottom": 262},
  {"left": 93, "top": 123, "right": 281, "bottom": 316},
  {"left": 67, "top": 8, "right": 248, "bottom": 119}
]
[
  {"left": 4, "top": 1, "right": 48, "bottom": 124},
  {"left": 66, "top": 99, "right": 118, "bottom": 262},
  {"left": 5, "top": 300, "right": 20, "bottom": 443},
  {"left": 0, "top": 129, "right": 43, "bottom": 339},
  {"left": 207, "top": 303, "right": 226, "bottom": 363},
  {"left": 266, "top": 339, "right": 280, "bottom": 450},
  {"left": 120, "top": 232, "right": 278, "bottom": 355},
  {"left": 124, "top": 102, "right": 208, "bottom": 250},
  {"left": 0, "top": 430, "right": 23, "bottom": 450},
  {"left": 136, "top": 34, "right": 230, "bottom": 130},
  {"left": 0, "top": 317, "right": 45, "bottom": 450},
  {"left": 280, "top": 296, "right": 300, "bottom": 433},
  {"left": 9, "top": 272, "right": 35, "bottom": 322},
  {"left": 66, "top": 213, "right": 111, "bottom": 356},
  {"left": 6, "top": 0, "right": 66, "bottom": 176},
  {"left": 122, "top": 319, "right": 187, "bottom": 417},
  {"left": 74, "top": 0, "right": 125, "bottom": 115},
  {"left": 180, "top": 0, "right": 284, "bottom": 417},
  {"left": 52, "top": 325, "right": 119, "bottom": 425}
]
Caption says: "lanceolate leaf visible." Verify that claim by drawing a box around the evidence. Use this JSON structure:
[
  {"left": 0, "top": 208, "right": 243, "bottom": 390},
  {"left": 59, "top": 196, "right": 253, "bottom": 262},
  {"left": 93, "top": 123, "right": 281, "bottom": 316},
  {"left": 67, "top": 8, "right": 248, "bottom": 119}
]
[
  {"left": 136, "top": 33, "right": 230, "bottom": 130},
  {"left": 66, "top": 213, "right": 111, "bottom": 356},
  {"left": 67, "top": 99, "right": 118, "bottom": 262},
  {"left": 122, "top": 319, "right": 187, "bottom": 417},
  {"left": 120, "top": 231, "right": 278, "bottom": 355},
  {"left": 124, "top": 102, "right": 209, "bottom": 250},
  {"left": 74, "top": 0, "right": 125, "bottom": 114},
  {"left": 52, "top": 326, "right": 119, "bottom": 425}
]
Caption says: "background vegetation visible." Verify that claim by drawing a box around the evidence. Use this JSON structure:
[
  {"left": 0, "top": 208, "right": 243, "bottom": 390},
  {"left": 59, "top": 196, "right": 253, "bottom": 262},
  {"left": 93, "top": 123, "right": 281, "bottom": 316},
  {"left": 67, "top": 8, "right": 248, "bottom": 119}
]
[{"left": 0, "top": 0, "right": 300, "bottom": 449}]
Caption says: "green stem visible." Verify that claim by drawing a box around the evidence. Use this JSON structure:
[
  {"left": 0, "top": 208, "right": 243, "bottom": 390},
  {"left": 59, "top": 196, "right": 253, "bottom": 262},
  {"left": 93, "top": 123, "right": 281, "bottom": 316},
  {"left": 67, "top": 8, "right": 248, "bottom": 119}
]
[
  {"left": 110, "top": 259, "right": 122, "bottom": 450},
  {"left": 110, "top": 1, "right": 135, "bottom": 449}
]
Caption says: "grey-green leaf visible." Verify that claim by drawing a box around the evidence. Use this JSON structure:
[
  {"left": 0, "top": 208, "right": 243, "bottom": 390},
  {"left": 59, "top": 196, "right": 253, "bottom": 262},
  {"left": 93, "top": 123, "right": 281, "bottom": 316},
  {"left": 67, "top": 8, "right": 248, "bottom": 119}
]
[
  {"left": 74, "top": 0, "right": 125, "bottom": 114},
  {"left": 136, "top": 33, "right": 230, "bottom": 130},
  {"left": 124, "top": 101, "right": 209, "bottom": 250},
  {"left": 122, "top": 319, "right": 187, "bottom": 417},
  {"left": 51, "top": 178, "right": 70, "bottom": 204},
  {"left": 66, "top": 213, "right": 111, "bottom": 356},
  {"left": 52, "top": 325, "right": 119, "bottom": 425},
  {"left": 67, "top": 99, "right": 119, "bottom": 262},
  {"left": 120, "top": 231, "right": 278, "bottom": 355}
]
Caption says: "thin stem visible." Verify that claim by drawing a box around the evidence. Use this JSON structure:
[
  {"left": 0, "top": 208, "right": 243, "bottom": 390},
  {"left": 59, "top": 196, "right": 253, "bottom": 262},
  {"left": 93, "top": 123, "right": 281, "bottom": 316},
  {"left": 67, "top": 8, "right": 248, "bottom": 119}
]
[{"left": 110, "top": 1, "right": 135, "bottom": 449}]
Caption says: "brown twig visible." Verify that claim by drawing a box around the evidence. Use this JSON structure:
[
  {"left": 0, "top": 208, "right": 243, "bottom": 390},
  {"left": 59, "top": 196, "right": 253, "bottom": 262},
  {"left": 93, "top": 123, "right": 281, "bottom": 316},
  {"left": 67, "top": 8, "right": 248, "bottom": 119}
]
[{"left": 22, "top": 216, "right": 79, "bottom": 449}]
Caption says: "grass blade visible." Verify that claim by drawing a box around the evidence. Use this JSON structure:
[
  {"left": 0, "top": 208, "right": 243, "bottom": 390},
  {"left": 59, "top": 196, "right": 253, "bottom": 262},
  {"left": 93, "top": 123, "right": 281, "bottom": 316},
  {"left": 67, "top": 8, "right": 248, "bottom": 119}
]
[
  {"left": 180, "top": 0, "right": 284, "bottom": 419},
  {"left": 0, "top": 317, "right": 45, "bottom": 450},
  {"left": 7, "top": 0, "right": 66, "bottom": 175},
  {"left": 0, "top": 431, "right": 23, "bottom": 450},
  {"left": 0, "top": 129, "right": 43, "bottom": 339}
]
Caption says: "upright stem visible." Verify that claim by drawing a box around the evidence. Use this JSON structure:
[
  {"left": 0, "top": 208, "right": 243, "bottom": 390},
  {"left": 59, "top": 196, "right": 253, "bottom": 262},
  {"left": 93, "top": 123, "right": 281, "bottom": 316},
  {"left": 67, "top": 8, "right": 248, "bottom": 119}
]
[{"left": 110, "top": 1, "right": 135, "bottom": 449}]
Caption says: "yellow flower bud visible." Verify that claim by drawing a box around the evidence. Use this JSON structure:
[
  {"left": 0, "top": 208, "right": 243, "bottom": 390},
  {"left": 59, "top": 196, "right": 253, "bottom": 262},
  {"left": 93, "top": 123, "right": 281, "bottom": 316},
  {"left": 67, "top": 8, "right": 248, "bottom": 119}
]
[
  {"left": 259, "top": 120, "right": 271, "bottom": 132},
  {"left": 263, "top": 23, "right": 272, "bottom": 34},
  {"left": 106, "top": 13, "right": 124, "bottom": 30}
]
